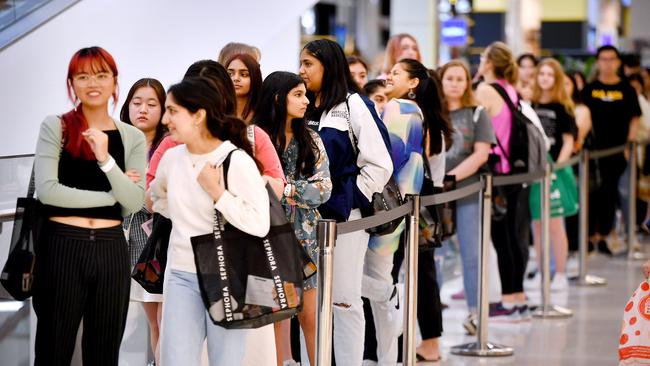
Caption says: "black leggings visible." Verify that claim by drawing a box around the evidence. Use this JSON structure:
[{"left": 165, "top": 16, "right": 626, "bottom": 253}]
[
  {"left": 392, "top": 243, "right": 442, "bottom": 340},
  {"left": 491, "top": 184, "right": 529, "bottom": 295},
  {"left": 589, "top": 155, "right": 627, "bottom": 236},
  {"left": 33, "top": 221, "right": 130, "bottom": 366}
]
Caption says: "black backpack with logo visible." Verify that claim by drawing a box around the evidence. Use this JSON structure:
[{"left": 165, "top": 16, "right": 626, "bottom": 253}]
[{"left": 490, "top": 83, "right": 531, "bottom": 174}]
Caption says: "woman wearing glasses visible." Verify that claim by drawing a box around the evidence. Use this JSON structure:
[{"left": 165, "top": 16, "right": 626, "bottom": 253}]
[{"left": 33, "top": 46, "right": 146, "bottom": 365}]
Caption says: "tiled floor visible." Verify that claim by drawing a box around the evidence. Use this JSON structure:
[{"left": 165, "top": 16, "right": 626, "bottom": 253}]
[{"left": 432, "top": 253, "right": 643, "bottom": 366}]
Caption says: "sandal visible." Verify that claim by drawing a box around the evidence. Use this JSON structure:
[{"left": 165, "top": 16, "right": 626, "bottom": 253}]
[{"left": 416, "top": 352, "right": 441, "bottom": 362}]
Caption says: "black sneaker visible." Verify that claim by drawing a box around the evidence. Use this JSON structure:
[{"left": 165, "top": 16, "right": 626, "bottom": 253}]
[
  {"left": 597, "top": 239, "right": 613, "bottom": 256},
  {"left": 517, "top": 304, "right": 531, "bottom": 321},
  {"left": 489, "top": 302, "right": 519, "bottom": 322}
]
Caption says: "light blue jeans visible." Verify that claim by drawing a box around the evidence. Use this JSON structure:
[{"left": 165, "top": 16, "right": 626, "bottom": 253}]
[
  {"left": 443, "top": 194, "right": 480, "bottom": 311},
  {"left": 161, "top": 269, "right": 249, "bottom": 366}
]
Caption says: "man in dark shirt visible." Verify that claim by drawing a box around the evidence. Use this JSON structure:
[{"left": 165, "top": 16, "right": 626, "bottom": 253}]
[{"left": 582, "top": 45, "right": 642, "bottom": 253}]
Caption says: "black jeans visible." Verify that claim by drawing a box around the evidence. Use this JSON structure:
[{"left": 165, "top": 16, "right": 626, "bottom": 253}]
[
  {"left": 589, "top": 154, "right": 627, "bottom": 236},
  {"left": 392, "top": 241, "right": 443, "bottom": 340},
  {"left": 33, "top": 221, "right": 130, "bottom": 366},
  {"left": 491, "top": 184, "right": 529, "bottom": 295}
]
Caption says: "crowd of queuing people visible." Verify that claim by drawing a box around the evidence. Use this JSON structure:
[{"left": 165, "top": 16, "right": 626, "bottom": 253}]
[{"left": 29, "top": 33, "right": 649, "bottom": 366}]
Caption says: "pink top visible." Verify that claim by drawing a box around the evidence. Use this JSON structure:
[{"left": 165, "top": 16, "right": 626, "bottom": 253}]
[
  {"left": 490, "top": 79, "right": 517, "bottom": 174},
  {"left": 146, "top": 125, "right": 285, "bottom": 189}
]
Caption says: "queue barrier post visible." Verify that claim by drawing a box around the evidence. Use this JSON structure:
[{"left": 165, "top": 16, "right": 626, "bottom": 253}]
[
  {"left": 628, "top": 141, "right": 646, "bottom": 260},
  {"left": 402, "top": 194, "right": 420, "bottom": 366},
  {"left": 576, "top": 149, "right": 607, "bottom": 286},
  {"left": 533, "top": 163, "right": 572, "bottom": 319},
  {"left": 315, "top": 219, "right": 336, "bottom": 366},
  {"left": 451, "top": 174, "right": 514, "bottom": 357}
]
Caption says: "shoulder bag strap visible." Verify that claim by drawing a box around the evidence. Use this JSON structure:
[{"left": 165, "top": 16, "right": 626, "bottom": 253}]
[
  {"left": 211, "top": 150, "right": 238, "bottom": 322},
  {"left": 246, "top": 125, "right": 256, "bottom": 157},
  {"left": 26, "top": 167, "right": 36, "bottom": 199},
  {"left": 215, "top": 149, "right": 238, "bottom": 226},
  {"left": 221, "top": 149, "right": 237, "bottom": 191},
  {"left": 344, "top": 95, "right": 359, "bottom": 156}
]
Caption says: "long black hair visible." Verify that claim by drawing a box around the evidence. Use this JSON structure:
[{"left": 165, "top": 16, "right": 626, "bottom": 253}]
[
  {"left": 225, "top": 53, "right": 263, "bottom": 120},
  {"left": 302, "top": 39, "right": 360, "bottom": 119},
  {"left": 184, "top": 60, "right": 237, "bottom": 116},
  {"left": 397, "top": 59, "right": 453, "bottom": 156},
  {"left": 254, "top": 71, "right": 318, "bottom": 176},
  {"left": 119, "top": 78, "right": 167, "bottom": 160},
  {"left": 167, "top": 77, "right": 261, "bottom": 172}
]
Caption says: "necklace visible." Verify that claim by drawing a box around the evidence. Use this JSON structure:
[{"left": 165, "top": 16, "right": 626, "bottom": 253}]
[{"left": 188, "top": 153, "right": 205, "bottom": 168}]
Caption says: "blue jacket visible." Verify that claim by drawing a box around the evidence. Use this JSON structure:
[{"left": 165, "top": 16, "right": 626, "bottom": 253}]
[{"left": 307, "top": 93, "right": 393, "bottom": 222}]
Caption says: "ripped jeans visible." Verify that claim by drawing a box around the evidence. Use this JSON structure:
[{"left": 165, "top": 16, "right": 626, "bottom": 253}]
[{"left": 332, "top": 209, "right": 369, "bottom": 365}]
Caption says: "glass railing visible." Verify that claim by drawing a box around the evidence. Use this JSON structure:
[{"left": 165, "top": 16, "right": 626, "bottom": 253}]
[
  {"left": 0, "top": 154, "right": 33, "bottom": 279},
  {"left": 0, "top": 154, "right": 33, "bottom": 366},
  {"left": 0, "top": 0, "right": 79, "bottom": 50}
]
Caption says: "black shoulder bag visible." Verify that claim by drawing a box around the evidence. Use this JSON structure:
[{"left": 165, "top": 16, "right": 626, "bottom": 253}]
[
  {"left": 1, "top": 167, "right": 41, "bottom": 300},
  {"left": 131, "top": 212, "right": 172, "bottom": 294},
  {"left": 190, "top": 150, "right": 305, "bottom": 329}
]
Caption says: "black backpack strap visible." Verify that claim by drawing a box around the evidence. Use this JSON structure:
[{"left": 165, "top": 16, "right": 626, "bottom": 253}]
[
  {"left": 488, "top": 84, "right": 514, "bottom": 161},
  {"left": 490, "top": 83, "right": 519, "bottom": 114}
]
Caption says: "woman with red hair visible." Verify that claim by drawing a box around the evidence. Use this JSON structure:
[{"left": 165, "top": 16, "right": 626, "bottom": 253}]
[
  {"left": 33, "top": 46, "right": 146, "bottom": 365},
  {"left": 381, "top": 33, "right": 422, "bottom": 76}
]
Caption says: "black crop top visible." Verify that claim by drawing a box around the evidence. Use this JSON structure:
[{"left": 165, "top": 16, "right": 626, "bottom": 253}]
[{"left": 43, "top": 130, "right": 126, "bottom": 220}]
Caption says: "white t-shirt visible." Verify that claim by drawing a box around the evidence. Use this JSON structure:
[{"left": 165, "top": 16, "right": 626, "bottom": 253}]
[
  {"left": 428, "top": 137, "right": 446, "bottom": 187},
  {"left": 150, "top": 140, "right": 270, "bottom": 273}
]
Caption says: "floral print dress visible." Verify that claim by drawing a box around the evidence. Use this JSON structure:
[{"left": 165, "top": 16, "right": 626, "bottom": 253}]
[{"left": 281, "top": 130, "right": 332, "bottom": 290}]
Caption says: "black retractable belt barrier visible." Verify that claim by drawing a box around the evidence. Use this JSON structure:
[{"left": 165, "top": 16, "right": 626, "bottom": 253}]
[{"left": 314, "top": 140, "right": 640, "bottom": 363}]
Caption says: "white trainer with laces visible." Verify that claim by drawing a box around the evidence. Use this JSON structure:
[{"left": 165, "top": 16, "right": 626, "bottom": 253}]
[
  {"left": 387, "top": 283, "right": 404, "bottom": 338},
  {"left": 551, "top": 272, "right": 569, "bottom": 292}
]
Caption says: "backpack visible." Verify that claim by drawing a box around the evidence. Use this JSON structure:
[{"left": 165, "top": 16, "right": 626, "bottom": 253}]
[{"left": 490, "top": 83, "right": 546, "bottom": 174}]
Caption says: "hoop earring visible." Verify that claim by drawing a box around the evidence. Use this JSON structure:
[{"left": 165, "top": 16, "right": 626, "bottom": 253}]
[{"left": 408, "top": 89, "right": 416, "bottom": 99}]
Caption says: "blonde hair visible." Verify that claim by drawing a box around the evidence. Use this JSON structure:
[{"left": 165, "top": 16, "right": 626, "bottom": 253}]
[
  {"left": 217, "top": 42, "right": 261, "bottom": 65},
  {"left": 532, "top": 58, "right": 574, "bottom": 115},
  {"left": 485, "top": 41, "right": 518, "bottom": 85},
  {"left": 382, "top": 33, "right": 421, "bottom": 74},
  {"left": 439, "top": 60, "right": 477, "bottom": 108}
]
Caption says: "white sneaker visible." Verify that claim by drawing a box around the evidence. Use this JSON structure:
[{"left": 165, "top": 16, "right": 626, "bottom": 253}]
[
  {"left": 387, "top": 283, "right": 404, "bottom": 338},
  {"left": 524, "top": 272, "right": 541, "bottom": 290},
  {"left": 550, "top": 273, "right": 569, "bottom": 292},
  {"left": 566, "top": 254, "right": 579, "bottom": 279}
]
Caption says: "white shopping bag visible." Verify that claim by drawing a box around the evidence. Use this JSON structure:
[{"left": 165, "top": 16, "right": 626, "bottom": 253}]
[{"left": 619, "top": 280, "right": 650, "bottom": 364}]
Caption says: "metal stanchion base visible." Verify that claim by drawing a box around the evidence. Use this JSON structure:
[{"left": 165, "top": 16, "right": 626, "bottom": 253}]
[
  {"left": 629, "top": 250, "right": 648, "bottom": 261},
  {"left": 532, "top": 305, "right": 573, "bottom": 318},
  {"left": 450, "top": 342, "right": 514, "bottom": 357},
  {"left": 574, "top": 274, "right": 607, "bottom": 286}
]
